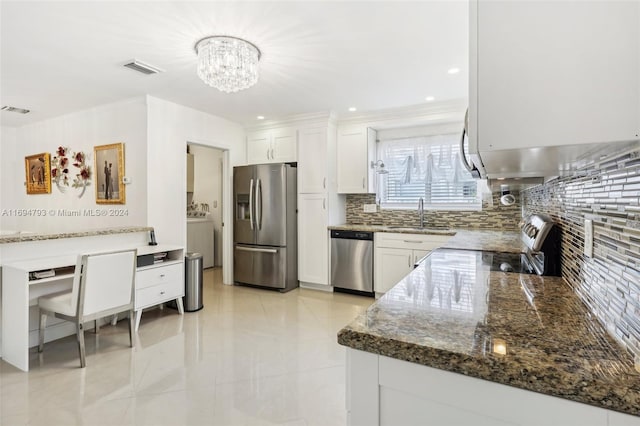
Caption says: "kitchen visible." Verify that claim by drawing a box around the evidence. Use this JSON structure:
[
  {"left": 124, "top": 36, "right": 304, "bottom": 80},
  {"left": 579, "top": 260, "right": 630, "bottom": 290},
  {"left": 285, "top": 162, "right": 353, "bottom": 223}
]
[{"left": 1, "top": 1, "right": 640, "bottom": 425}]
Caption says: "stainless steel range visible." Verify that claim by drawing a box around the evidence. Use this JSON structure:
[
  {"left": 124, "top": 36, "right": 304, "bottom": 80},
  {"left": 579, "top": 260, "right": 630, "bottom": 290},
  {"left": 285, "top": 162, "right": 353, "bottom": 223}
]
[{"left": 481, "top": 214, "right": 561, "bottom": 276}]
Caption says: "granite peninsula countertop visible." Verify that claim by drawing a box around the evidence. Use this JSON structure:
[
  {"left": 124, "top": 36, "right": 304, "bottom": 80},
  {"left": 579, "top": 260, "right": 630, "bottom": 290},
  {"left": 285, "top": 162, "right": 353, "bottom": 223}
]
[
  {"left": 0, "top": 226, "right": 153, "bottom": 244},
  {"left": 329, "top": 224, "right": 527, "bottom": 253},
  {"left": 338, "top": 248, "right": 640, "bottom": 416}
]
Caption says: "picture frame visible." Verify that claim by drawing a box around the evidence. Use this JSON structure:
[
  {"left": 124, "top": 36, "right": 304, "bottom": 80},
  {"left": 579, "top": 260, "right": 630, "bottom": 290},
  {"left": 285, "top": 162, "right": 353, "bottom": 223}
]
[
  {"left": 24, "top": 153, "right": 52, "bottom": 195},
  {"left": 94, "top": 142, "right": 125, "bottom": 204}
]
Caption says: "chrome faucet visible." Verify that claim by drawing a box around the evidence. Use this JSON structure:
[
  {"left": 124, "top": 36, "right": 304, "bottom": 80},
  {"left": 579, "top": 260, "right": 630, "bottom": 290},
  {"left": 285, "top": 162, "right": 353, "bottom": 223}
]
[{"left": 418, "top": 197, "right": 424, "bottom": 228}]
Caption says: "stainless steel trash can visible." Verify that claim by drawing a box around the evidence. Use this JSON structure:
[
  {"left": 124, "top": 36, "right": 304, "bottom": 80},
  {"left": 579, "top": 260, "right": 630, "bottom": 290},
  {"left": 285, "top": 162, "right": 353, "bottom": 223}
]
[{"left": 184, "top": 252, "right": 203, "bottom": 312}]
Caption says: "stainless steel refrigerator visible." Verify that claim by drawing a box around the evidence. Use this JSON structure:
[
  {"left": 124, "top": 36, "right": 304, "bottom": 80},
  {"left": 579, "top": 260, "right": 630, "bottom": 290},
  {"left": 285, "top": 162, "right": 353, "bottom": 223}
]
[{"left": 233, "top": 163, "right": 298, "bottom": 292}]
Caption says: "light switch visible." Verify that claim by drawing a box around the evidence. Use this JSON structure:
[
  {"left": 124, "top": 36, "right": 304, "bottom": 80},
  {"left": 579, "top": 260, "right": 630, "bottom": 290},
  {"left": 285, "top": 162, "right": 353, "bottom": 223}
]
[{"left": 584, "top": 219, "right": 593, "bottom": 257}]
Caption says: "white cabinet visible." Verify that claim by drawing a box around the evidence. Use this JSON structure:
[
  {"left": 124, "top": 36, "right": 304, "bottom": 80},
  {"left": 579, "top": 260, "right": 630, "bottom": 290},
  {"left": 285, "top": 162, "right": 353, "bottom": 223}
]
[
  {"left": 469, "top": 0, "right": 640, "bottom": 154},
  {"left": 337, "top": 126, "right": 376, "bottom": 194},
  {"left": 374, "top": 232, "right": 451, "bottom": 294},
  {"left": 346, "top": 348, "right": 630, "bottom": 426},
  {"left": 298, "top": 193, "right": 329, "bottom": 285},
  {"left": 298, "top": 127, "right": 328, "bottom": 193},
  {"left": 247, "top": 127, "right": 297, "bottom": 164}
]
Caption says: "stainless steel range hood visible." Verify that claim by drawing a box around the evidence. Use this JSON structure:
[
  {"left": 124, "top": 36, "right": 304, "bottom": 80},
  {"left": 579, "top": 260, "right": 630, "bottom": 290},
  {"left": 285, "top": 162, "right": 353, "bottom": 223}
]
[{"left": 470, "top": 139, "right": 640, "bottom": 181}]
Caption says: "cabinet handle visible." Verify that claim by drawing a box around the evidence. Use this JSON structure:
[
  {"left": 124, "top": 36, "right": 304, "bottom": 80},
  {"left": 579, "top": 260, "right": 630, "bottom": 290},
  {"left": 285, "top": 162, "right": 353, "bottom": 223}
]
[
  {"left": 160, "top": 274, "right": 165, "bottom": 278},
  {"left": 323, "top": 199, "right": 326, "bottom": 210},
  {"left": 323, "top": 177, "right": 326, "bottom": 189},
  {"left": 362, "top": 177, "right": 365, "bottom": 189},
  {"left": 408, "top": 255, "right": 411, "bottom": 267},
  {"left": 160, "top": 291, "right": 165, "bottom": 295},
  {"left": 403, "top": 240, "right": 422, "bottom": 244},
  {"left": 271, "top": 148, "right": 274, "bottom": 159},
  {"left": 267, "top": 148, "right": 270, "bottom": 160}
]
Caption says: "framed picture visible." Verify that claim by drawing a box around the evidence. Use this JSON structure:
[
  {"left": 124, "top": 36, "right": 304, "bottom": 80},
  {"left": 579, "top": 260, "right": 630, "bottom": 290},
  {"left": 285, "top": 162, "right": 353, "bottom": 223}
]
[
  {"left": 24, "top": 153, "right": 51, "bottom": 194},
  {"left": 94, "top": 143, "right": 125, "bottom": 204}
]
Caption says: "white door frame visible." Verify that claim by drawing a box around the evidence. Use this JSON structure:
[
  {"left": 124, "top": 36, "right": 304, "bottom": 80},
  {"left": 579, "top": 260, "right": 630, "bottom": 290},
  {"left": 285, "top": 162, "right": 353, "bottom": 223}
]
[{"left": 186, "top": 142, "right": 233, "bottom": 285}]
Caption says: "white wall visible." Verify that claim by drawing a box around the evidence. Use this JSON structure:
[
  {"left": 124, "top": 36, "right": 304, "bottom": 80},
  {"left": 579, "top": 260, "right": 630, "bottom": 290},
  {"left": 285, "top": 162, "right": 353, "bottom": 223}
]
[
  {"left": 0, "top": 97, "right": 148, "bottom": 233},
  {"left": 189, "top": 144, "right": 223, "bottom": 266},
  {"left": 0, "top": 126, "right": 18, "bottom": 231},
  {"left": 146, "top": 96, "right": 245, "bottom": 284}
]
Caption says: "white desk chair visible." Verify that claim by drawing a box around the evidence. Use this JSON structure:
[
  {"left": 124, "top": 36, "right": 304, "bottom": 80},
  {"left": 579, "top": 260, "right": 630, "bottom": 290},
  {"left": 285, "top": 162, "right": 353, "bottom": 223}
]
[{"left": 38, "top": 249, "right": 137, "bottom": 368}]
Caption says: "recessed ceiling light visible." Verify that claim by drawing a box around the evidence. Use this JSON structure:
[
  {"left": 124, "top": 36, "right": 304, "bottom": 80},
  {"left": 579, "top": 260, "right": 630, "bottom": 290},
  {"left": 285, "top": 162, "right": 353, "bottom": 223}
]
[
  {"left": 425, "top": 96, "right": 435, "bottom": 102},
  {"left": 348, "top": 107, "right": 357, "bottom": 112},
  {"left": 257, "top": 115, "right": 265, "bottom": 120},
  {"left": 1, "top": 105, "right": 30, "bottom": 114},
  {"left": 447, "top": 67, "right": 460, "bottom": 75}
]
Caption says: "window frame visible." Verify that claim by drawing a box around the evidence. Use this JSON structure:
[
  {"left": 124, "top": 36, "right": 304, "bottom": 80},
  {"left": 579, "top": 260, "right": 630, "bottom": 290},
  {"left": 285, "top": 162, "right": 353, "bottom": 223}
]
[{"left": 375, "top": 126, "right": 482, "bottom": 211}]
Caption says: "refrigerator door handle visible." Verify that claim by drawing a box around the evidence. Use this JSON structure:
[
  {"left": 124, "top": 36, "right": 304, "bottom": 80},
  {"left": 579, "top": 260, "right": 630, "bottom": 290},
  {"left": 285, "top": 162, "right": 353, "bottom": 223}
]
[
  {"left": 256, "top": 178, "right": 263, "bottom": 230},
  {"left": 249, "top": 178, "right": 254, "bottom": 230},
  {"left": 236, "top": 246, "right": 278, "bottom": 254}
]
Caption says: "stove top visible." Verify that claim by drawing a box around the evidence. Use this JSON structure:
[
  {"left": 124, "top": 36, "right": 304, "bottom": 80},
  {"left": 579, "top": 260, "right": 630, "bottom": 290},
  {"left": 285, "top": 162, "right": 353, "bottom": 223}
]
[{"left": 481, "top": 251, "right": 536, "bottom": 274}]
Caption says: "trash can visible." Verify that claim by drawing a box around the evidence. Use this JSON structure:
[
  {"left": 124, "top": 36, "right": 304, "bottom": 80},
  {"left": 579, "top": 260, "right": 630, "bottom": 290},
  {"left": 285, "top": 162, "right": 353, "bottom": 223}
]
[{"left": 184, "top": 252, "right": 203, "bottom": 312}]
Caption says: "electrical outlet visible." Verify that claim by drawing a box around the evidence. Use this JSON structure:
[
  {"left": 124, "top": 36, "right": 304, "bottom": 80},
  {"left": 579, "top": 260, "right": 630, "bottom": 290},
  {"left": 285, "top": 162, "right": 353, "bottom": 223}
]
[
  {"left": 363, "top": 204, "right": 377, "bottom": 213},
  {"left": 584, "top": 219, "right": 593, "bottom": 257}
]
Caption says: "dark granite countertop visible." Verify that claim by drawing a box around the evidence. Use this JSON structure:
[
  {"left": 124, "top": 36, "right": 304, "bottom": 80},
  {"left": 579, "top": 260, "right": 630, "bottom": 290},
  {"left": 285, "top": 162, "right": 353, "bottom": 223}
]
[
  {"left": 329, "top": 225, "right": 526, "bottom": 253},
  {"left": 0, "top": 226, "right": 153, "bottom": 244},
  {"left": 338, "top": 248, "right": 640, "bottom": 416}
]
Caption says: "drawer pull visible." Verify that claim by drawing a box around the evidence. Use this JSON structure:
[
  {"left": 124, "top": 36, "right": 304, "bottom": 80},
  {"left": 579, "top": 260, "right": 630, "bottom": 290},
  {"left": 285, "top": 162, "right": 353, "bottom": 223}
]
[
  {"left": 403, "top": 240, "right": 422, "bottom": 244},
  {"left": 160, "top": 291, "right": 165, "bottom": 295},
  {"left": 160, "top": 274, "right": 165, "bottom": 278}
]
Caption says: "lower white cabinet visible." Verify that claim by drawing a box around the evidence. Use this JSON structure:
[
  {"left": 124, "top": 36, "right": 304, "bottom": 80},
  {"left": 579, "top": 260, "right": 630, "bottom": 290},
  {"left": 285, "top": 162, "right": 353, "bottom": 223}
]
[
  {"left": 374, "top": 232, "right": 450, "bottom": 294},
  {"left": 298, "top": 193, "right": 329, "bottom": 286},
  {"left": 346, "top": 348, "right": 639, "bottom": 426}
]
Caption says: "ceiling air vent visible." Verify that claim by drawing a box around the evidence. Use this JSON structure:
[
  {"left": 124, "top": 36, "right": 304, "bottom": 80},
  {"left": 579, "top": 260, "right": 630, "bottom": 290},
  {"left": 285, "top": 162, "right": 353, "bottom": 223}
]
[
  {"left": 123, "top": 59, "right": 163, "bottom": 75},
  {"left": 1, "top": 106, "right": 30, "bottom": 114}
]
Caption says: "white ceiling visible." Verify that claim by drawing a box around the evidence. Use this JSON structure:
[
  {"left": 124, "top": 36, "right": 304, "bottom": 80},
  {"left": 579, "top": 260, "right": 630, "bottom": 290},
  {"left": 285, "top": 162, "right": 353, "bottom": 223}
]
[{"left": 0, "top": 1, "right": 468, "bottom": 128}]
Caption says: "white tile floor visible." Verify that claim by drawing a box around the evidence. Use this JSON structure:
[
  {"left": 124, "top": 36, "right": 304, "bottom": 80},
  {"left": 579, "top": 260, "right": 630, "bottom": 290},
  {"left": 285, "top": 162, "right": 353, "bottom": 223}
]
[{"left": 0, "top": 269, "right": 373, "bottom": 426}]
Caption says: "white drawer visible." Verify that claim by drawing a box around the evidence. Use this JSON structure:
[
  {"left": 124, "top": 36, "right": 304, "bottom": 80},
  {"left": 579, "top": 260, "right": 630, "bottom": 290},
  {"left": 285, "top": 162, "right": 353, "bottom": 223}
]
[
  {"left": 135, "top": 280, "right": 183, "bottom": 310},
  {"left": 136, "top": 263, "right": 182, "bottom": 290},
  {"left": 375, "top": 232, "right": 451, "bottom": 251}
]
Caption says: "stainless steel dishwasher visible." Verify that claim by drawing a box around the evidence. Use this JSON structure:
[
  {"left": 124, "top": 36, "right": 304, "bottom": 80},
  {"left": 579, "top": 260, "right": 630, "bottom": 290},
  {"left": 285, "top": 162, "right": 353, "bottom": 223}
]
[{"left": 330, "top": 230, "right": 374, "bottom": 295}]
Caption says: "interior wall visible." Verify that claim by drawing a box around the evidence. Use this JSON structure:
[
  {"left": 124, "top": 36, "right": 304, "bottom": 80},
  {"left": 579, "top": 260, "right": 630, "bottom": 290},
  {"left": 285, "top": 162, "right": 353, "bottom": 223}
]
[
  {"left": 146, "top": 96, "right": 245, "bottom": 283},
  {"left": 0, "top": 126, "right": 18, "bottom": 231},
  {"left": 523, "top": 147, "right": 640, "bottom": 358},
  {"left": 189, "top": 144, "right": 223, "bottom": 266},
  {"left": 0, "top": 98, "right": 147, "bottom": 233}
]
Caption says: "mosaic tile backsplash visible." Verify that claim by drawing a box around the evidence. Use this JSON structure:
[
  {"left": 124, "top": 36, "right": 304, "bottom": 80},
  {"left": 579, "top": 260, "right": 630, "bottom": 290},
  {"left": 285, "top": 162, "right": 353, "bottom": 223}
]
[
  {"left": 523, "top": 148, "right": 640, "bottom": 358},
  {"left": 346, "top": 193, "right": 521, "bottom": 230}
]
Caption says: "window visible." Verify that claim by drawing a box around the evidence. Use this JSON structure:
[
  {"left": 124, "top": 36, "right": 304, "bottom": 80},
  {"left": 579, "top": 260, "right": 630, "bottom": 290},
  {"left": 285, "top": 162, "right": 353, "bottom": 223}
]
[{"left": 376, "top": 132, "right": 480, "bottom": 210}]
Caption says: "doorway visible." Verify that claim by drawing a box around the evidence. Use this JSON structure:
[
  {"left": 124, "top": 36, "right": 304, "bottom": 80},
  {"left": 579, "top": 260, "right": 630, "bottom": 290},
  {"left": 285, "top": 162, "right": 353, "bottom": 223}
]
[{"left": 186, "top": 144, "right": 226, "bottom": 276}]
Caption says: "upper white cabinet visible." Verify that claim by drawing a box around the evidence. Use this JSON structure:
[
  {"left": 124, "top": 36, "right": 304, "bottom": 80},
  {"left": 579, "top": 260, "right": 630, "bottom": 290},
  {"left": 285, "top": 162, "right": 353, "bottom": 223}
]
[
  {"left": 469, "top": 0, "right": 639, "bottom": 157},
  {"left": 247, "top": 127, "right": 297, "bottom": 164},
  {"left": 337, "top": 126, "right": 376, "bottom": 194},
  {"left": 298, "top": 127, "right": 328, "bottom": 193}
]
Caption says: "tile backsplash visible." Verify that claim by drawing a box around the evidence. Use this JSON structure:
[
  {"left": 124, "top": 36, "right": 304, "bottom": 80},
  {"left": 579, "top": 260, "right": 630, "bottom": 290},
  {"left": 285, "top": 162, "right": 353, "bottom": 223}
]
[
  {"left": 523, "top": 148, "right": 640, "bottom": 358},
  {"left": 346, "top": 193, "right": 521, "bottom": 230}
]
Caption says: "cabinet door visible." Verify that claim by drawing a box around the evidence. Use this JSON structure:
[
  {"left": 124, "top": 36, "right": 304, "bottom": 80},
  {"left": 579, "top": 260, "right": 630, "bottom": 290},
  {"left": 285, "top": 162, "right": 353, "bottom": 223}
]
[
  {"left": 337, "top": 126, "right": 369, "bottom": 194},
  {"left": 375, "top": 247, "right": 413, "bottom": 294},
  {"left": 472, "top": 0, "right": 639, "bottom": 151},
  {"left": 271, "top": 127, "right": 297, "bottom": 163},
  {"left": 247, "top": 131, "right": 270, "bottom": 164},
  {"left": 298, "top": 194, "right": 329, "bottom": 285},
  {"left": 298, "top": 127, "right": 328, "bottom": 193}
]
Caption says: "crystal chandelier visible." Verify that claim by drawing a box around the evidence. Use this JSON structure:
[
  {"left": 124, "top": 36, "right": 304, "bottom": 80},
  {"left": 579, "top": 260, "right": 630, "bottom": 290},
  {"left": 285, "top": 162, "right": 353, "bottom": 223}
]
[{"left": 194, "top": 35, "right": 261, "bottom": 93}]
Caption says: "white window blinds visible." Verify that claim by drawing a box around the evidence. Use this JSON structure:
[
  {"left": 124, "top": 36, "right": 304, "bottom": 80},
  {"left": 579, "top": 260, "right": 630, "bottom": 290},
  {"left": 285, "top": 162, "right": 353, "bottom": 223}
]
[{"left": 377, "top": 133, "right": 480, "bottom": 209}]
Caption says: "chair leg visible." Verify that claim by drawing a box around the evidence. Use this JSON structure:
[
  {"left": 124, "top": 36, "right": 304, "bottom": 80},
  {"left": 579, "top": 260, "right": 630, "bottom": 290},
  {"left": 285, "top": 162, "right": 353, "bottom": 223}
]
[
  {"left": 77, "top": 322, "right": 86, "bottom": 368},
  {"left": 128, "top": 310, "right": 135, "bottom": 347},
  {"left": 38, "top": 312, "right": 47, "bottom": 352}
]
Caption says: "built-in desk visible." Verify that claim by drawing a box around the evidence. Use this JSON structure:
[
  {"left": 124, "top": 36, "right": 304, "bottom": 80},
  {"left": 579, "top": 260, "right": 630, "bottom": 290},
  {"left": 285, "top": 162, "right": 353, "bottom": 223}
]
[{"left": 2, "top": 244, "right": 184, "bottom": 372}]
